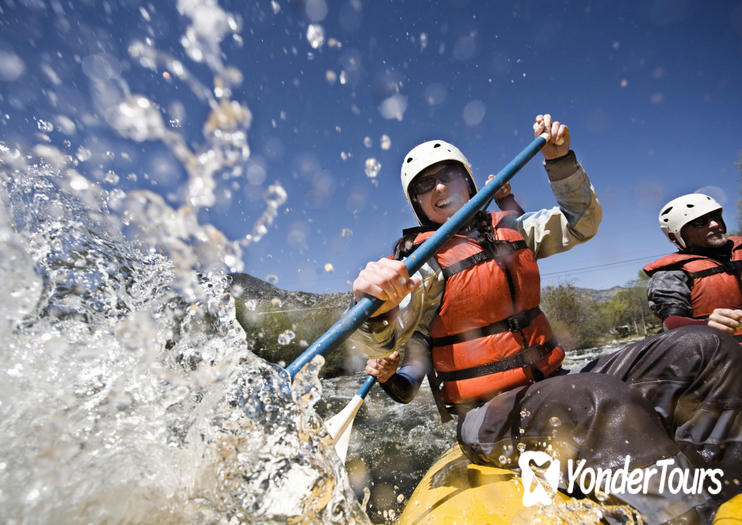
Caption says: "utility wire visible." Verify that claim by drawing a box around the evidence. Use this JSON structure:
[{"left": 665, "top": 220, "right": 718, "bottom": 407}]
[{"left": 540, "top": 254, "right": 668, "bottom": 278}]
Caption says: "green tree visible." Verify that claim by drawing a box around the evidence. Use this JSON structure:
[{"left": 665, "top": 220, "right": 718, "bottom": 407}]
[
  {"left": 599, "top": 299, "right": 627, "bottom": 330},
  {"left": 541, "top": 283, "right": 604, "bottom": 349},
  {"left": 597, "top": 272, "right": 660, "bottom": 339}
]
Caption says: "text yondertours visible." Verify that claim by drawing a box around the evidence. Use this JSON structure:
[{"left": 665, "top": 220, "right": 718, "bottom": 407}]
[{"left": 566, "top": 456, "right": 723, "bottom": 497}]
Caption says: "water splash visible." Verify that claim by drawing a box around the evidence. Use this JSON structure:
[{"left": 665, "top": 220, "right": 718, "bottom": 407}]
[
  {"left": 364, "top": 158, "right": 381, "bottom": 179},
  {"left": 0, "top": 1, "right": 370, "bottom": 522},
  {"left": 0, "top": 138, "right": 367, "bottom": 525},
  {"left": 176, "top": 0, "right": 241, "bottom": 73},
  {"left": 278, "top": 329, "right": 296, "bottom": 345},
  {"left": 307, "top": 24, "right": 326, "bottom": 49},
  {"left": 378, "top": 94, "right": 407, "bottom": 121}
]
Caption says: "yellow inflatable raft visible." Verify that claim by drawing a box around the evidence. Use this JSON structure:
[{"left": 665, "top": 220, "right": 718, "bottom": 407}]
[{"left": 397, "top": 446, "right": 742, "bottom": 524}]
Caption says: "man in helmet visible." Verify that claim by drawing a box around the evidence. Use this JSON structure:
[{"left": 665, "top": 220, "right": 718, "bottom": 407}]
[
  {"left": 350, "top": 115, "right": 742, "bottom": 523},
  {"left": 643, "top": 193, "right": 742, "bottom": 337}
]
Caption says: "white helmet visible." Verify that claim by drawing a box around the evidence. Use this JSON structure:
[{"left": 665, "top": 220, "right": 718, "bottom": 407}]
[
  {"left": 400, "top": 140, "right": 477, "bottom": 224},
  {"left": 658, "top": 193, "right": 723, "bottom": 249}
]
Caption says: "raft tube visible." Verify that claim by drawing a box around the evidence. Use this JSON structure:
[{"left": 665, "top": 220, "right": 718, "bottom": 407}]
[
  {"left": 397, "top": 446, "right": 742, "bottom": 524},
  {"left": 397, "top": 445, "right": 575, "bottom": 525}
]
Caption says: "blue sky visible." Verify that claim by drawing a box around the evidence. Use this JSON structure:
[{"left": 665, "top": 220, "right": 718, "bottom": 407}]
[{"left": 2, "top": 0, "right": 742, "bottom": 294}]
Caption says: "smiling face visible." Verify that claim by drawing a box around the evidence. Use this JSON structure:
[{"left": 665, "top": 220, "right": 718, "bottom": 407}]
[
  {"left": 411, "top": 162, "right": 472, "bottom": 225},
  {"left": 679, "top": 210, "right": 727, "bottom": 249}
]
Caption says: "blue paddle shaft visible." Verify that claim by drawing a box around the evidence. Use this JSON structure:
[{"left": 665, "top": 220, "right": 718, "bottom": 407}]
[
  {"left": 357, "top": 374, "right": 377, "bottom": 398},
  {"left": 286, "top": 135, "right": 547, "bottom": 380}
]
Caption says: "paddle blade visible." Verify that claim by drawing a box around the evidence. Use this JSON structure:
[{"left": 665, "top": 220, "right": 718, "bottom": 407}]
[{"left": 325, "top": 394, "right": 365, "bottom": 463}]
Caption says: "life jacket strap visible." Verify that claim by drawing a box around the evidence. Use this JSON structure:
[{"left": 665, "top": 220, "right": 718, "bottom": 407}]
[
  {"left": 436, "top": 341, "right": 556, "bottom": 382},
  {"left": 440, "top": 240, "right": 528, "bottom": 279},
  {"left": 688, "top": 260, "right": 742, "bottom": 279},
  {"left": 431, "top": 307, "right": 542, "bottom": 347}
]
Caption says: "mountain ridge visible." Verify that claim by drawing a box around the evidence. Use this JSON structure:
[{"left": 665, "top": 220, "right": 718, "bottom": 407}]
[{"left": 229, "top": 272, "right": 627, "bottom": 306}]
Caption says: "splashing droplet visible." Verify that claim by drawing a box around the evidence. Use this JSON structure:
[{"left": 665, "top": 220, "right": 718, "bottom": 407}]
[
  {"left": 0, "top": 50, "right": 25, "bottom": 81},
  {"left": 76, "top": 147, "right": 92, "bottom": 162},
  {"left": 419, "top": 33, "right": 428, "bottom": 51},
  {"left": 306, "top": 24, "right": 325, "bottom": 49},
  {"left": 264, "top": 183, "right": 287, "bottom": 208},
  {"left": 277, "top": 330, "right": 295, "bottom": 346},
  {"left": 364, "top": 158, "right": 381, "bottom": 178},
  {"left": 108, "top": 95, "right": 166, "bottom": 142},
  {"left": 378, "top": 94, "right": 407, "bottom": 121},
  {"left": 36, "top": 119, "right": 54, "bottom": 133},
  {"left": 380, "top": 134, "right": 391, "bottom": 150}
]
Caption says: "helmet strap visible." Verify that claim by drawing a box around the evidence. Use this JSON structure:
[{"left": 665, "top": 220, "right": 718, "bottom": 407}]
[{"left": 668, "top": 232, "right": 686, "bottom": 250}]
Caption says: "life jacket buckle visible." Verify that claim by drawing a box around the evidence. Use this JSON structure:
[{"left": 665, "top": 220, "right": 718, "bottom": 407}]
[{"left": 506, "top": 314, "right": 523, "bottom": 332}]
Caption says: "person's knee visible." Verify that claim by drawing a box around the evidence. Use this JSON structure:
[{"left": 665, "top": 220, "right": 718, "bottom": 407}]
[
  {"left": 532, "top": 373, "right": 642, "bottom": 416},
  {"left": 657, "top": 325, "right": 739, "bottom": 363}
]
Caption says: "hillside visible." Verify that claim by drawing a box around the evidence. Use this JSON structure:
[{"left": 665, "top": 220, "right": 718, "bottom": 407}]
[
  {"left": 229, "top": 273, "right": 351, "bottom": 310},
  {"left": 573, "top": 285, "right": 626, "bottom": 304},
  {"left": 229, "top": 273, "right": 355, "bottom": 377}
]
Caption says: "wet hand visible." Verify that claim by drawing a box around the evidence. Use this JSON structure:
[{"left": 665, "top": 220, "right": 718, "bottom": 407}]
[
  {"left": 707, "top": 308, "right": 742, "bottom": 335},
  {"left": 352, "top": 258, "right": 421, "bottom": 317},
  {"left": 533, "top": 113, "right": 570, "bottom": 160},
  {"left": 365, "top": 351, "right": 400, "bottom": 382}
]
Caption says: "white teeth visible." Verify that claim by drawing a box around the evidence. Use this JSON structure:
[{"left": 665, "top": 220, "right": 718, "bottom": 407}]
[{"left": 436, "top": 198, "right": 450, "bottom": 208}]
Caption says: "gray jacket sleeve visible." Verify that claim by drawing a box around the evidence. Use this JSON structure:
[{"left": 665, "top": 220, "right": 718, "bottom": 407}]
[
  {"left": 517, "top": 151, "right": 602, "bottom": 260},
  {"left": 647, "top": 270, "right": 694, "bottom": 320}
]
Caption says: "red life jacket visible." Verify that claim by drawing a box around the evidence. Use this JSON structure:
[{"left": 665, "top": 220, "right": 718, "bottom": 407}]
[
  {"left": 642, "top": 237, "right": 742, "bottom": 319},
  {"left": 411, "top": 212, "right": 564, "bottom": 405}
]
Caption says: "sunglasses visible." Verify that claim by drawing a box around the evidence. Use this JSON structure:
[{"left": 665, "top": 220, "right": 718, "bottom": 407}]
[
  {"left": 410, "top": 169, "right": 463, "bottom": 196},
  {"left": 688, "top": 211, "right": 723, "bottom": 228}
]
